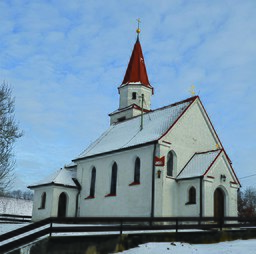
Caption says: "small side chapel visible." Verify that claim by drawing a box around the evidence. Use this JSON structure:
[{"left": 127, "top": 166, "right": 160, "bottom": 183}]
[{"left": 28, "top": 27, "right": 240, "bottom": 222}]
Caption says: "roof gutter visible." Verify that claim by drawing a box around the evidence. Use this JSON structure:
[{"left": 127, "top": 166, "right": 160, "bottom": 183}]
[
  {"left": 73, "top": 141, "right": 156, "bottom": 162},
  {"left": 72, "top": 178, "right": 82, "bottom": 218}
]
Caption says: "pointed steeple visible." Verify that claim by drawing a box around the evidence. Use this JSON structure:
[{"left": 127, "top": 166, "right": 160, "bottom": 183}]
[
  {"left": 109, "top": 21, "right": 154, "bottom": 125},
  {"left": 121, "top": 38, "right": 152, "bottom": 88}
]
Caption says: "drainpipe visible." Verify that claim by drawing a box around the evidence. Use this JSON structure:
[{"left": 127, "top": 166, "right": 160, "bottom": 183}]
[
  {"left": 151, "top": 142, "right": 157, "bottom": 219},
  {"left": 72, "top": 178, "right": 82, "bottom": 217},
  {"left": 200, "top": 176, "right": 203, "bottom": 219}
]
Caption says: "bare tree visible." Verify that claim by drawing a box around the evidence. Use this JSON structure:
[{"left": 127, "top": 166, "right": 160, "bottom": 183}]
[
  {"left": 238, "top": 187, "right": 256, "bottom": 217},
  {"left": 0, "top": 82, "right": 23, "bottom": 191}
]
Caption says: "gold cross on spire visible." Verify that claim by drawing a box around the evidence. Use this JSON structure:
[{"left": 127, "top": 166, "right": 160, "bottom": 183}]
[
  {"left": 189, "top": 85, "right": 196, "bottom": 96},
  {"left": 136, "top": 18, "right": 141, "bottom": 34}
]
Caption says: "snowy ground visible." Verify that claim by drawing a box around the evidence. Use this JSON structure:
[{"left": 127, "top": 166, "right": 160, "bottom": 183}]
[
  {"left": 1, "top": 222, "right": 256, "bottom": 253},
  {"left": 117, "top": 240, "right": 256, "bottom": 254},
  {"left": 0, "top": 197, "right": 32, "bottom": 216}
]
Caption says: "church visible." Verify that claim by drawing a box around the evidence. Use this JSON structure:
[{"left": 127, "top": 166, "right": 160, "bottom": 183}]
[{"left": 28, "top": 29, "right": 240, "bottom": 222}]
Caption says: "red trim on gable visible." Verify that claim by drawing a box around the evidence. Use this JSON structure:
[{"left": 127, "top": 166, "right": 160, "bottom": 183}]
[
  {"left": 207, "top": 176, "right": 215, "bottom": 179},
  {"left": 230, "top": 181, "right": 238, "bottom": 185},
  {"left": 197, "top": 97, "right": 223, "bottom": 151},
  {"left": 223, "top": 149, "right": 241, "bottom": 186},
  {"left": 203, "top": 149, "right": 222, "bottom": 176},
  {"left": 162, "top": 140, "right": 172, "bottom": 145},
  {"left": 158, "top": 96, "right": 198, "bottom": 141}
]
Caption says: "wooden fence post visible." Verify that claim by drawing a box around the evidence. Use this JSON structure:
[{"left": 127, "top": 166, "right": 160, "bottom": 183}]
[
  {"left": 49, "top": 218, "right": 53, "bottom": 237},
  {"left": 175, "top": 218, "right": 178, "bottom": 233},
  {"left": 120, "top": 218, "right": 123, "bottom": 235}
]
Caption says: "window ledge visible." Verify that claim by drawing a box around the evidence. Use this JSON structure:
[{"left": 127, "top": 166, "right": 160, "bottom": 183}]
[
  {"left": 85, "top": 195, "right": 95, "bottom": 200},
  {"left": 38, "top": 207, "right": 45, "bottom": 210},
  {"left": 185, "top": 202, "right": 196, "bottom": 205},
  {"left": 166, "top": 176, "right": 175, "bottom": 179},
  {"left": 105, "top": 193, "right": 116, "bottom": 197},
  {"left": 129, "top": 182, "right": 140, "bottom": 186}
]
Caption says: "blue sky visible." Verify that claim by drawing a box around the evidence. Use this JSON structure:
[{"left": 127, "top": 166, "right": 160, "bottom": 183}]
[{"left": 0, "top": 0, "right": 255, "bottom": 190}]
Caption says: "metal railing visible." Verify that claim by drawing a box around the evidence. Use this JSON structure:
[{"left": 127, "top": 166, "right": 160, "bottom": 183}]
[{"left": 0, "top": 214, "right": 32, "bottom": 223}]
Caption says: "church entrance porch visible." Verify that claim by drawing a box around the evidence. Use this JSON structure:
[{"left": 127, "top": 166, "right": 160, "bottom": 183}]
[
  {"left": 58, "top": 192, "right": 67, "bottom": 218},
  {"left": 214, "top": 188, "right": 225, "bottom": 219}
]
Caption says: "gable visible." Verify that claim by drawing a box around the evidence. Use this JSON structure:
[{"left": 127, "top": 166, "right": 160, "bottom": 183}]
[
  {"left": 177, "top": 150, "right": 221, "bottom": 180},
  {"left": 160, "top": 97, "right": 221, "bottom": 149},
  {"left": 176, "top": 149, "right": 240, "bottom": 186},
  {"left": 158, "top": 97, "right": 224, "bottom": 174},
  {"left": 28, "top": 167, "right": 77, "bottom": 189},
  {"left": 206, "top": 151, "right": 240, "bottom": 186}
]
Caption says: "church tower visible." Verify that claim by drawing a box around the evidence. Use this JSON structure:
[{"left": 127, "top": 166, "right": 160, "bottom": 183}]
[{"left": 109, "top": 22, "right": 154, "bottom": 124}]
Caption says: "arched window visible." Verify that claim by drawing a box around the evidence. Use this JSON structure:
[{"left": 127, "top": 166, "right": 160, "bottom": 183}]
[
  {"left": 90, "top": 167, "right": 96, "bottom": 198},
  {"left": 167, "top": 151, "right": 175, "bottom": 176},
  {"left": 134, "top": 157, "right": 140, "bottom": 183},
  {"left": 188, "top": 187, "right": 196, "bottom": 204},
  {"left": 40, "top": 192, "right": 46, "bottom": 209},
  {"left": 110, "top": 162, "right": 118, "bottom": 195}
]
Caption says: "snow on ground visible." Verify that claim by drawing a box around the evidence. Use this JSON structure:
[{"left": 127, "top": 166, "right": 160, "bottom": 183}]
[
  {"left": 1, "top": 222, "right": 256, "bottom": 254},
  {"left": 0, "top": 197, "right": 32, "bottom": 216},
  {"left": 0, "top": 223, "right": 30, "bottom": 235},
  {"left": 117, "top": 240, "right": 256, "bottom": 254}
]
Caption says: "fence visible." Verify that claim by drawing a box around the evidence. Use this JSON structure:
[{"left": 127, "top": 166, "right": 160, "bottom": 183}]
[
  {"left": 0, "top": 214, "right": 32, "bottom": 223},
  {"left": 0, "top": 216, "right": 256, "bottom": 253}
]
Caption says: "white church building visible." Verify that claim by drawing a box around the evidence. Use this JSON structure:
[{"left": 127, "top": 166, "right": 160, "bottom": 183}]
[{"left": 28, "top": 32, "right": 240, "bottom": 222}]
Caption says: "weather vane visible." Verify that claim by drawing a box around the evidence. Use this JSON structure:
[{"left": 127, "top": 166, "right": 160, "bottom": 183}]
[
  {"left": 136, "top": 18, "right": 141, "bottom": 35},
  {"left": 189, "top": 85, "right": 196, "bottom": 96}
]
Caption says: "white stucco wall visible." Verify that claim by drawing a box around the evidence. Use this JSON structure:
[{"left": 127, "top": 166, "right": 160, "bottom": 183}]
[
  {"left": 160, "top": 100, "right": 220, "bottom": 177},
  {"left": 157, "top": 100, "right": 238, "bottom": 217},
  {"left": 31, "top": 185, "right": 78, "bottom": 221},
  {"left": 203, "top": 153, "right": 239, "bottom": 217},
  {"left": 77, "top": 144, "right": 155, "bottom": 217},
  {"left": 176, "top": 179, "right": 201, "bottom": 217},
  {"left": 119, "top": 85, "right": 152, "bottom": 110},
  {"left": 31, "top": 186, "right": 54, "bottom": 221},
  {"left": 110, "top": 107, "right": 142, "bottom": 125}
]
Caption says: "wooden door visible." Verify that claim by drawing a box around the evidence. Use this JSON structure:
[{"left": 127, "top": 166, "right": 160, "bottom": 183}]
[
  {"left": 214, "top": 188, "right": 225, "bottom": 218},
  {"left": 58, "top": 192, "right": 67, "bottom": 218}
]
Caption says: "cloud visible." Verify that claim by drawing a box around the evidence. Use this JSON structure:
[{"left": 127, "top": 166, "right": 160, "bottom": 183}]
[{"left": 0, "top": 0, "right": 256, "bottom": 190}]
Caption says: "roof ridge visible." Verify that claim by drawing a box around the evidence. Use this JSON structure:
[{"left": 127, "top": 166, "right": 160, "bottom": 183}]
[
  {"left": 195, "top": 149, "right": 222, "bottom": 155},
  {"left": 112, "top": 96, "right": 198, "bottom": 126},
  {"left": 177, "top": 149, "right": 222, "bottom": 179}
]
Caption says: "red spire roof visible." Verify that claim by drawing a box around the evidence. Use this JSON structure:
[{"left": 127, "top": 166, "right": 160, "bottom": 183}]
[{"left": 121, "top": 37, "right": 152, "bottom": 89}]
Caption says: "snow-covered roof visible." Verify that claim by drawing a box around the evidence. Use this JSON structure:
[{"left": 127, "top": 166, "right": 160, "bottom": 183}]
[
  {"left": 28, "top": 166, "right": 77, "bottom": 188},
  {"left": 75, "top": 97, "right": 196, "bottom": 160},
  {"left": 109, "top": 104, "right": 149, "bottom": 116},
  {"left": 177, "top": 150, "right": 221, "bottom": 180}
]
